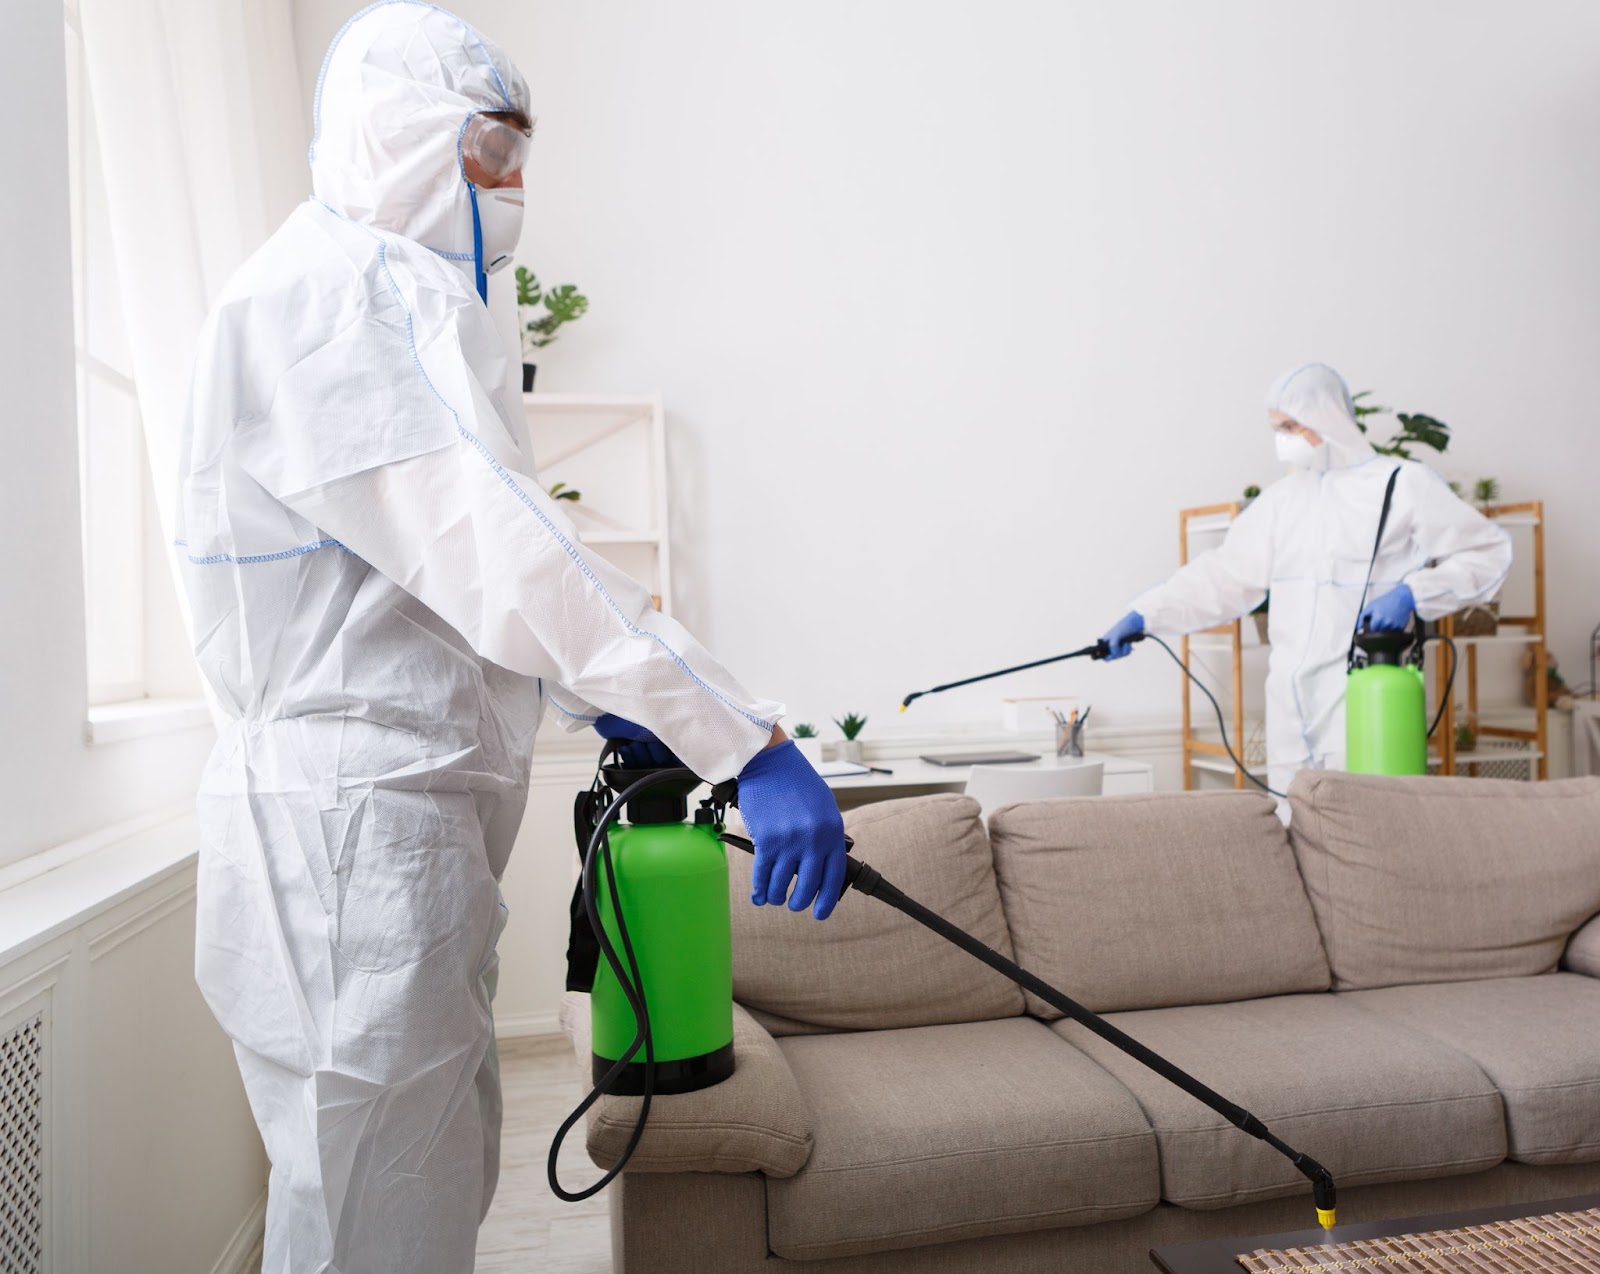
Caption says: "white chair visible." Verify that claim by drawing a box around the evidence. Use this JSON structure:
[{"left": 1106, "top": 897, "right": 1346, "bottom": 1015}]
[{"left": 962, "top": 761, "right": 1105, "bottom": 817}]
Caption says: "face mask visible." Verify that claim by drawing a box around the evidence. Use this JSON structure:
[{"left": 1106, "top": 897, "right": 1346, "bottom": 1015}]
[
  {"left": 475, "top": 186, "right": 524, "bottom": 276},
  {"left": 1275, "top": 431, "right": 1328, "bottom": 471}
]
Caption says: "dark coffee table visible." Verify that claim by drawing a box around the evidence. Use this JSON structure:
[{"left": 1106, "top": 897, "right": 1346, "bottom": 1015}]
[{"left": 1150, "top": 1193, "right": 1600, "bottom": 1272}]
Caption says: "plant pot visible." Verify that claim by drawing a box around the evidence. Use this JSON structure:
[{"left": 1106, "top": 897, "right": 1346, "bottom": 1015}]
[
  {"left": 522, "top": 362, "right": 537, "bottom": 392},
  {"left": 793, "top": 736, "right": 824, "bottom": 768},
  {"left": 836, "top": 739, "right": 864, "bottom": 764},
  {"left": 1252, "top": 611, "right": 1270, "bottom": 645}
]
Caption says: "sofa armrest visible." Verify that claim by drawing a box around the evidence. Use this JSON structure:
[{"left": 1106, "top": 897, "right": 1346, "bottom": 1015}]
[
  {"left": 1562, "top": 913, "right": 1600, "bottom": 979},
  {"left": 557, "top": 992, "right": 814, "bottom": 1178}
]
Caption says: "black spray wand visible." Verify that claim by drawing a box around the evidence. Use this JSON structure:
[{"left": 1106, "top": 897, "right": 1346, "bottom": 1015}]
[
  {"left": 898, "top": 634, "right": 1143, "bottom": 712},
  {"left": 717, "top": 814, "right": 1338, "bottom": 1231}
]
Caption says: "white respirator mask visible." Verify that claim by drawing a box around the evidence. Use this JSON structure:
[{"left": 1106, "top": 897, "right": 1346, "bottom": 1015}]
[
  {"left": 475, "top": 186, "right": 524, "bottom": 276},
  {"left": 1275, "top": 431, "right": 1329, "bottom": 472}
]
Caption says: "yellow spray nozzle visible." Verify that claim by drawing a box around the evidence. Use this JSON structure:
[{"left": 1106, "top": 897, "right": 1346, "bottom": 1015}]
[
  {"left": 898, "top": 704, "right": 907, "bottom": 713},
  {"left": 1317, "top": 1207, "right": 1337, "bottom": 1230}
]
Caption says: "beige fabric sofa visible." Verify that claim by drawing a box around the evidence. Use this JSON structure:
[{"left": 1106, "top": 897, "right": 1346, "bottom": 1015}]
[{"left": 560, "top": 773, "right": 1600, "bottom": 1272}]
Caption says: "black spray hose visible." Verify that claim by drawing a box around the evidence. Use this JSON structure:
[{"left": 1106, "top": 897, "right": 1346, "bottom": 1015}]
[
  {"left": 719, "top": 831, "right": 1339, "bottom": 1230},
  {"left": 1425, "top": 633, "right": 1457, "bottom": 741},
  {"left": 902, "top": 626, "right": 1454, "bottom": 798},
  {"left": 1140, "top": 633, "right": 1285, "bottom": 800},
  {"left": 899, "top": 632, "right": 1287, "bottom": 799},
  {"left": 548, "top": 766, "right": 701, "bottom": 1202}
]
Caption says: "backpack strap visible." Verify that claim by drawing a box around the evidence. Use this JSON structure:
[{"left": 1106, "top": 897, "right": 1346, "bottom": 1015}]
[{"left": 1347, "top": 466, "right": 1404, "bottom": 672}]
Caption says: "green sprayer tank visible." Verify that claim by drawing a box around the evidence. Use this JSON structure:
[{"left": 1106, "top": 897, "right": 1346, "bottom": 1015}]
[
  {"left": 589, "top": 768, "right": 735, "bottom": 1094},
  {"left": 1346, "top": 629, "right": 1428, "bottom": 776}
]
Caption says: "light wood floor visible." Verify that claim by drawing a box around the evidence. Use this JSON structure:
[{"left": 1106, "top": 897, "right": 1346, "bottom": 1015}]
[{"left": 476, "top": 1034, "right": 613, "bottom": 1272}]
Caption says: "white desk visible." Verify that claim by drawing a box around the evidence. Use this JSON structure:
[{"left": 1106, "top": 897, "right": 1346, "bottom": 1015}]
[{"left": 823, "top": 752, "right": 1154, "bottom": 811}]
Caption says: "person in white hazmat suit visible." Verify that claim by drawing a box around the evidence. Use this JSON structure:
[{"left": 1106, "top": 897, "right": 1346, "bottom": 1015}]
[
  {"left": 175, "top": 5, "right": 848, "bottom": 1270},
  {"left": 1098, "top": 363, "right": 1511, "bottom": 796}
]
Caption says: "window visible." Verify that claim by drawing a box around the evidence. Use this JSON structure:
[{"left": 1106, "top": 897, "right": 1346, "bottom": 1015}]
[{"left": 63, "top": 2, "right": 183, "bottom": 709}]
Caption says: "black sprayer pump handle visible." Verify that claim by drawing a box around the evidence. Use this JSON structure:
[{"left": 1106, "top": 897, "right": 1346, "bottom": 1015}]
[{"left": 717, "top": 831, "right": 1337, "bottom": 1227}]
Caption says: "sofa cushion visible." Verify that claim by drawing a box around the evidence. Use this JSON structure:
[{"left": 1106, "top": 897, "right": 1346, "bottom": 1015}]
[
  {"left": 1288, "top": 773, "right": 1600, "bottom": 991},
  {"left": 1054, "top": 994, "right": 1506, "bottom": 1210},
  {"left": 1565, "top": 914, "right": 1600, "bottom": 978},
  {"left": 988, "top": 791, "right": 1330, "bottom": 1015},
  {"left": 1341, "top": 975, "right": 1600, "bottom": 1166},
  {"left": 766, "top": 1017, "right": 1158, "bottom": 1260},
  {"left": 557, "top": 992, "right": 813, "bottom": 1177},
  {"left": 728, "top": 795, "right": 1025, "bottom": 1032}
]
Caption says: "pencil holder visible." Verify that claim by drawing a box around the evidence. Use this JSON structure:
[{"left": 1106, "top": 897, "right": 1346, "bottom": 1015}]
[{"left": 1056, "top": 720, "right": 1086, "bottom": 758}]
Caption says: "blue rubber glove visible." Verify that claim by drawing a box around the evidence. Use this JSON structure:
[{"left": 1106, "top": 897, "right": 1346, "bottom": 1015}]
[
  {"left": 1100, "top": 610, "right": 1145, "bottom": 660},
  {"left": 736, "top": 741, "right": 849, "bottom": 920},
  {"left": 593, "top": 714, "right": 681, "bottom": 769},
  {"left": 1359, "top": 584, "right": 1415, "bottom": 633}
]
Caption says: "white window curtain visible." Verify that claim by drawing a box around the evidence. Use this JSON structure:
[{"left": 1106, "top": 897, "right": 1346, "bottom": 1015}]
[{"left": 77, "top": 0, "right": 307, "bottom": 548}]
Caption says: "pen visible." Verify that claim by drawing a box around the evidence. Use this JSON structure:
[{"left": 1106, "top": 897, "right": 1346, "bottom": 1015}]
[{"left": 864, "top": 765, "right": 895, "bottom": 775}]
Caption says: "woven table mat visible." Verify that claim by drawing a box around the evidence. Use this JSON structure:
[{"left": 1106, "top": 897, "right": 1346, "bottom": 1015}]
[{"left": 1236, "top": 1207, "right": 1600, "bottom": 1272}]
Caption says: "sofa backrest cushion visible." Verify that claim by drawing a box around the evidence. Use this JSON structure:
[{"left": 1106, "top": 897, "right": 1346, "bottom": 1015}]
[
  {"left": 987, "top": 791, "right": 1331, "bottom": 1016},
  {"left": 728, "top": 794, "right": 1026, "bottom": 1032},
  {"left": 1565, "top": 914, "right": 1600, "bottom": 979},
  {"left": 1288, "top": 773, "right": 1600, "bottom": 991}
]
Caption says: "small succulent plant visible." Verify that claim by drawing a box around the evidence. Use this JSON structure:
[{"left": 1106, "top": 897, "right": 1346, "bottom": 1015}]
[
  {"left": 791, "top": 723, "right": 818, "bottom": 739},
  {"left": 1473, "top": 478, "right": 1500, "bottom": 510},
  {"left": 549, "top": 482, "right": 581, "bottom": 503},
  {"left": 833, "top": 713, "right": 868, "bottom": 741}
]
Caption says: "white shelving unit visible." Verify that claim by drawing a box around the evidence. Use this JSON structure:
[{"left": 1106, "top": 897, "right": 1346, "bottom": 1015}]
[{"left": 522, "top": 393, "right": 674, "bottom": 615}]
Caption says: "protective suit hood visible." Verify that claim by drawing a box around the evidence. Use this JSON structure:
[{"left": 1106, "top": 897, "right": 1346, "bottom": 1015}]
[
  {"left": 309, "top": 0, "right": 530, "bottom": 262},
  {"left": 1265, "top": 362, "right": 1375, "bottom": 470}
]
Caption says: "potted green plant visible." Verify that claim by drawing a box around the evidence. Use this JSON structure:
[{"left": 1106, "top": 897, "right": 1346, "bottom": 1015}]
[
  {"left": 1241, "top": 484, "right": 1261, "bottom": 509},
  {"left": 1350, "top": 392, "right": 1452, "bottom": 460},
  {"left": 790, "top": 722, "right": 823, "bottom": 767},
  {"left": 833, "top": 713, "right": 868, "bottom": 764},
  {"left": 1473, "top": 477, "right": 1500, "bottom": 512},
  {"left": 516, "top": 266, "right": 590, "bottom": 392}
]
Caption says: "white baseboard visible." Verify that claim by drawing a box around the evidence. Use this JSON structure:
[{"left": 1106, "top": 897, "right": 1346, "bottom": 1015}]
[
  {"left": 211, "top": 1189, "right": 267, "bottom": 1274},
  {"left": 495, "top": 1008, "right": 563, "bottom": 1040}
]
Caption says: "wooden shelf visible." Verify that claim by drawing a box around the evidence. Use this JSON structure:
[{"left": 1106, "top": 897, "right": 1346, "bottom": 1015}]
[
  {"left": 1431, "top": 744, "right": 1544, "bottom": 763},
  {"left": 1426, "top": 632, "right": 1541, "bottom": 648},
  {"left": 1177, "top": 502, "right": 1250, "bottom": 790},
  {"left": 1433, "top": 500, "right": 1549, "bottom": 780},
  {"left": 1190, "top": 755, "right": 1268, "bottom": 779},
  {"left": 577, "top": 531, "right": 663, "bottom": 546}
]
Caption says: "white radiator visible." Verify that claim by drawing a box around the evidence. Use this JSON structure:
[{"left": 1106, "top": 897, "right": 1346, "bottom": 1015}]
[{"left": 0, "top": 1013, "right": 44, "bottom": 1274}]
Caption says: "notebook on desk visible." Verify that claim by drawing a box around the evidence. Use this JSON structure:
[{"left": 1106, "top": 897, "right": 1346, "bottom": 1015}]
[
  {"left": 814, "top": 760, "right": 872, "bottom": 777},
  {"left": 919, "top": 751, "right": 1040, "bottom": 767}
]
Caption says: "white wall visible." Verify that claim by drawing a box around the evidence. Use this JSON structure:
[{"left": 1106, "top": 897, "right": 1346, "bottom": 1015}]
[
  {"left": 295, "top": 0, "right": 1600, "bottom": 740},
  {"left": 0, "top": 2, "right": 213, "bottom": 868}
]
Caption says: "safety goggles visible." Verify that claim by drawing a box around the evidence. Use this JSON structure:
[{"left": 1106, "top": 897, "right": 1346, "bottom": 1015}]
[{"left": 461, "top": 112, "right": 532, "bottom": 184}]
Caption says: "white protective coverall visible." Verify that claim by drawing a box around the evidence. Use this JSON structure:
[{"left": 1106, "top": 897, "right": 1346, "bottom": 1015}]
[
  {"left": 176, "top": 5, "right": 779, "bottom": 1270},
  {"left": 1130, "top": 364, "right": 1512, "bottom": 795}
]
